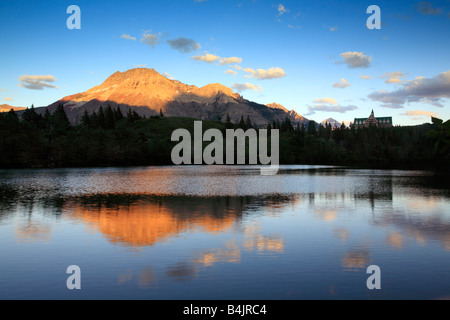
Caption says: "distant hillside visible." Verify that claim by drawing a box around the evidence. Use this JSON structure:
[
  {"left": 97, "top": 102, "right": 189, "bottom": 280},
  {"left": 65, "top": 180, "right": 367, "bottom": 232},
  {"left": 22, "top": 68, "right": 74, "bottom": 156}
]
[{"left": 0, "top": 104, "right": 26, "bottom": 112}]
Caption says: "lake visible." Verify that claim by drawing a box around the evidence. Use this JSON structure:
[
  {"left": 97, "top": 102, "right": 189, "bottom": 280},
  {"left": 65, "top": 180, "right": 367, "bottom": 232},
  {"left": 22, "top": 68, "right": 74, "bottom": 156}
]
[{"left": 0, "top": 165, "right": 449, "bottom": 300}]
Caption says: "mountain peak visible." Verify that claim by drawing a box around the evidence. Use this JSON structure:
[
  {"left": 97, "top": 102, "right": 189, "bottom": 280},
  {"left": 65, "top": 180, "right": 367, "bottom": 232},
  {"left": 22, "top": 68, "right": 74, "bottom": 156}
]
[
  {"left": 199, "top": 83, "right": 235, "bottom": 97},
  {"left": 103, "top": 68, "right": 165, "bottom": 84},
  {"left": 47, "top": 67, "right": 307, "bottom": 126},
  {"left": 266, "top": 102, "right": 289, "bottom": 112}
]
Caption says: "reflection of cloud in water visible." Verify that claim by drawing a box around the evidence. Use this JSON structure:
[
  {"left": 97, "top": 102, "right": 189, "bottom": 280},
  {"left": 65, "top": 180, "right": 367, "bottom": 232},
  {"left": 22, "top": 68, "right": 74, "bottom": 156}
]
[
  {"left": 373, "top": 210, "right": 450, "bottom": 251},
  {"left": 386, "top": 231, "right": 404, "bottom": 250},
  {"left": 117, "top": 268, "right": 155, "bottom": 288},
  {"left": 165, "top": 224, "right": 285, "bottom": 282},
  {"left": 243, "top": 224, "right": 284, "bottom": 254},
  {"left": 334, "top": 228, "right": 348, "bottom": 241},
  {"left": 406, "top": 197, "right": 440, "bottom": 212},
  {"left": 166, "top": 262, "right": 198, "bottom": 281},
  {"left": 192, "top": 240, "right": 241, "bottom": 267},
  {"left": 15, "top": 224, "right": 52, "bottom": 242},
  {"left": 342, "top": 249, "right": 371, "bottom": 271},
  {"left": 315, "top": 207, "right": 338, "bottom": 222}
]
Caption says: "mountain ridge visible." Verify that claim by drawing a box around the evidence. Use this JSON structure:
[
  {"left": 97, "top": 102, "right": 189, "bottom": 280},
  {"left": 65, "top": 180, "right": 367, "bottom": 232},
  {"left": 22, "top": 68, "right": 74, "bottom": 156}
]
[{"left": 41, "top": 68, "right": 309, "bottom": 126}]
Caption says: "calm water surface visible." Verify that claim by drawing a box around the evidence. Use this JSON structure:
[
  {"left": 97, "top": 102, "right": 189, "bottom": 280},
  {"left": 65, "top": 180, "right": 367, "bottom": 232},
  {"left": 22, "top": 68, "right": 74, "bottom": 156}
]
[{"left": 0, "top": 165, "right": 449, "bottom": 300}]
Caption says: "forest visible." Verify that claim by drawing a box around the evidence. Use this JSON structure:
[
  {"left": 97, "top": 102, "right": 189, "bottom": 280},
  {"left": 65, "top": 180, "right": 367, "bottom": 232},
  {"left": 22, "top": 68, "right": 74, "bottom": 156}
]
[{"left": 0, "top": 104, "right": 448, "bottom": 170}]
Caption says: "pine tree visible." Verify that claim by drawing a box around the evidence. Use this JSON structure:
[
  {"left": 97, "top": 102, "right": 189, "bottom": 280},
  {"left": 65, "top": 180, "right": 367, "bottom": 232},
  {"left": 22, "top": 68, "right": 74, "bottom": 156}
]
[
  {"left": 105, "top": 104, "right": 115, "bottom": 129},
  {"left": 225, "top": 113, "right": 233, "bottom": 129},
  {"left": 238, "top": 116, "right": 246, "bottom": 129},
  {"left": 52, "top": 104, "right": 70, "bottom": 133},
  {"left": 97, "top": 106, "right": 106, "bottom": 128},
  {"left": 307, "top": 120, "right": 317, "bottom": 135},
  {"left": 245, "top": 115, "right": 253, "bottom": 129},
  {"left": 81, "top": 110, "right": 91, "bottom": 127},
  {"left": 114, "top": 106, "right": 124, "bottom": 122}
]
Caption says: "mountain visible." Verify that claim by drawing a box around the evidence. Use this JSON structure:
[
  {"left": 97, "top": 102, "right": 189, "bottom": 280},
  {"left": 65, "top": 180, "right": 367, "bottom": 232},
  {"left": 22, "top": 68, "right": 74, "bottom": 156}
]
[
  {"left": 321, "top": 118, "right": 342, "bottom": 128},
  {"left": 0, "top": 104, "right": 26, "bottom": 112},
  {"left": 266, "top": 103, "right": 308, "bottom": 125},
  {"left": 40, "top": 68, "right": 307, "bottom": 126}
]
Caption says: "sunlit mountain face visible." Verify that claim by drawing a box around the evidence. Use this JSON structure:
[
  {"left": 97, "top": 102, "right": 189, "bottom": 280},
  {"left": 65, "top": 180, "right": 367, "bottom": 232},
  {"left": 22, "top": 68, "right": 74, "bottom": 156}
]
[{"left": 38, "top": 68, "right": 309, "bottom": 126}]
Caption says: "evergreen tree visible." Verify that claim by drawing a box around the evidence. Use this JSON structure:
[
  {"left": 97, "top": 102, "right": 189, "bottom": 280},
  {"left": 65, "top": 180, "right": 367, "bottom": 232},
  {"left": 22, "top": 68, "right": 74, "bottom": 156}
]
[
  {"left": 52, "top": 104, "right": 71, "bottom": 133},
  {"left": 114, "top": 106, "right": 124, "bottom": 122},
  {"left": 238, "top": 116, "right": 246, "bottom": 129},
  {"left": 105, "top": 105, "right": 115, "bottom": 129},
  {"left": 245, "top": 115, "right": 253, "bottom": 129},
  {"left": 97, "top": 106, "right": 106, "bottom": 128},
  {"left": 7, "top": 109, "right": 18, "bottom": 121},
  {"left": 225, "top": 113, "right": 233, "bottom": 129},
  {"left": 307, "top": 120, "right": 317, "bottom": 135},
  {"left": 81, "top": 110, "right": 91, "bottom": 127}
]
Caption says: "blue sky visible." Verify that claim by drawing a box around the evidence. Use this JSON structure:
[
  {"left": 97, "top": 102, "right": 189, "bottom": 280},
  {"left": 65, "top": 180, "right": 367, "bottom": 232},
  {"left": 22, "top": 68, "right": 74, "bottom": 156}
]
[{"left": 1, "top": 0, "right": 449, "bottom": 125}]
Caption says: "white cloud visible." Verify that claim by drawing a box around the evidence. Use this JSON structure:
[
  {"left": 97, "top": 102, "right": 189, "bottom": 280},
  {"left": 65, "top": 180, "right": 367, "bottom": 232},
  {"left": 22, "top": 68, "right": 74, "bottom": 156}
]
[
  {"left": 231, "top": 82, "right": 263, "bottom": 92},
  {"left": 141, "top": 31, "right": 161, "bottom": 48},
  {"left": 332, "top": 78, "right": 351, "bottom": 89},
  {"left": 277, "top": 4, "right": 289, "bottom": 16},
  {"left": 338, "top": 51, "right": 372, "bottom": 69},
  {"left": 380, "top": 71, "right": 408, "bottom": 84},
  {"left": 121, "top": 34, "right": 136, "bottom": 41},
  {"left": 167, "top": 37, "right": 201, "bottom": 53},
  {"left": 243, "top": 67, "right": 286, "bottom": 80},
  {"left": 225, "top": 69, "right": 238, "bottom": 76},
  {"left": 402, "top": 110, "right": 437, "bottom": 118},
  {"left": 288, "top": 24, "right": 302, "bottom": 30},
  {"left": 4, "top": 97, "right": 12, "bottom": 101},
  {"left": 218, "top": 57, "right": 242, "bottom": 65},
  {"left": 191, "top": 53, "right": 221, "bottom": 63},
  {"left": 314, "top": 97, "right": 337, "bottom": 105},
  {"left": 416, "top": 2, "right": 443, "bottom": 15},
  {"left": 18, "top": 75, "right": 58, "bottom": 90},
  {"left": 306, "top": 104, "right": 358, "bottom": 116},
  {"left": 359, "top": 75, "right": 373, "bottom": 80},
  {"left": 368, "top": 70, "right": 450, "bottom": 108}
]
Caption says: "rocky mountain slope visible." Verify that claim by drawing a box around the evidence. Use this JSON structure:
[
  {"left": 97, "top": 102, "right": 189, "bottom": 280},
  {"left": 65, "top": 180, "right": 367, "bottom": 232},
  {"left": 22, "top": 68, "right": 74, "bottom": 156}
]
[{"left": 42, "top": 68, "right": 308, "bottom": 126}]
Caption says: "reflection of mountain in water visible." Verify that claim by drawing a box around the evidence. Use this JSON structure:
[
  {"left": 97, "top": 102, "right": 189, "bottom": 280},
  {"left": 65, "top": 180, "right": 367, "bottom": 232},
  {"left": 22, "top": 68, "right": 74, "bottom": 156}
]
[{"left": 62, "top": 194, "right": 294, "bottom": 248}]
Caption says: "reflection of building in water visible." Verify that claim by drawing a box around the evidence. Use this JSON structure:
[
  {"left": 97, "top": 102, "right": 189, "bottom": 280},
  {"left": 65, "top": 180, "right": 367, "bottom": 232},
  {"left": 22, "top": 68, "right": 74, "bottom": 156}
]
[{"left": 353, "top": 173, "right": 394, "bottom": 212}]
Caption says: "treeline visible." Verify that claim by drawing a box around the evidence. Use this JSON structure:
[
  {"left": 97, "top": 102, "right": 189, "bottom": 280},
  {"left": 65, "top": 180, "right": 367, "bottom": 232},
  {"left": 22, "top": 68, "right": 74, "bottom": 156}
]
[{"left": 0, "top": 105, "right": 448, "bottom": 169}]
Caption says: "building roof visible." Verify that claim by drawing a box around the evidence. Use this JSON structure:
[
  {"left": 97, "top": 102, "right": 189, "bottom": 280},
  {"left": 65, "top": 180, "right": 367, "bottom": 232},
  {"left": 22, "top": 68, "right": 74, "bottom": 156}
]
[{"left": 353, "top": 116, "right": 393, "bottom": 125}]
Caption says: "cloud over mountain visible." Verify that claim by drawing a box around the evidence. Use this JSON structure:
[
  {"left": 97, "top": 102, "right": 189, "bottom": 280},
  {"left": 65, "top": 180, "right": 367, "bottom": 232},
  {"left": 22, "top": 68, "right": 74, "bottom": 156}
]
[
  {"left": 18, "top": 75, "right": 58, "bottom": 90},
  {"left": 231, "top": 82, "right": 262, "bottom": 92}
]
